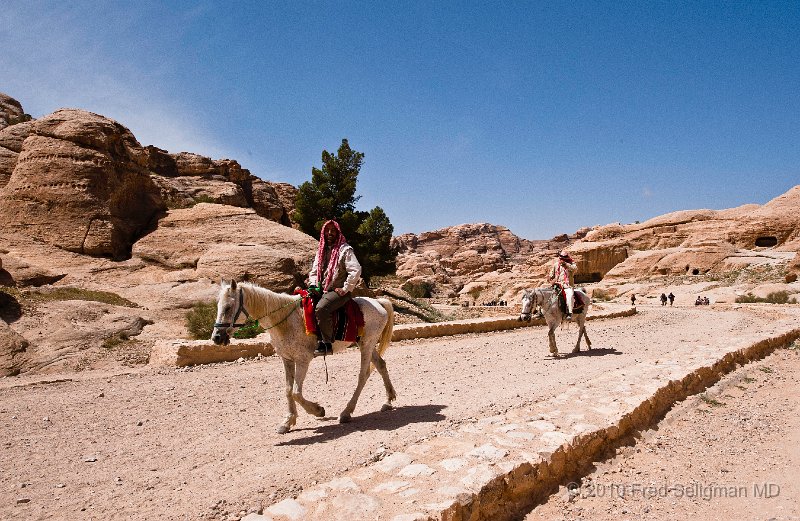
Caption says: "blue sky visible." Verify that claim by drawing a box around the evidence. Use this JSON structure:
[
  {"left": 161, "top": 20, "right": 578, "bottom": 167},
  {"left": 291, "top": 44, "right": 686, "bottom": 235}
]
[{"left": 2, "top": 1, "right": 798, "bottom": 240}]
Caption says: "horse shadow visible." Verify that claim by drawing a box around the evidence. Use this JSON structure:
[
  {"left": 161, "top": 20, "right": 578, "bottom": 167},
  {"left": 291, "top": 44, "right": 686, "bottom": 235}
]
[
  {"left": 275, "top": 403, "right": 447, "bottom": 446},
  {"left": 558, "top": 347, "right": 622, "bottom": 359}
]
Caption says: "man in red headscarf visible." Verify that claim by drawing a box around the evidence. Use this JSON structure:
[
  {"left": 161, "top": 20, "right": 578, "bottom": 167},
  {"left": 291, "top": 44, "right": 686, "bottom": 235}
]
[
  {"left": 548, "top": 250, "right": 577, "bottom": 319},
  {"left": 308, "top": 220, "right": 362, "bottom": 356}
]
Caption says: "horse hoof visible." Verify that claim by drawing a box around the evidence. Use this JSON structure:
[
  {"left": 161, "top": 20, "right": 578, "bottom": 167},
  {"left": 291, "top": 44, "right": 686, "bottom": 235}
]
[
  {"left": 381, "top": 403, "right": 393, "bottom": 412},
  {"left": 572, "top": 347, "right": 580, "bottom": 354},
  {"left": 277, "top": 425, "right": 290, "bottom": 434},
  {"left": 338, "top": 413, "right": 351, "bottom": 423},
  {"left": 315, "top": 407, "right": 326, "bottom": 418}
]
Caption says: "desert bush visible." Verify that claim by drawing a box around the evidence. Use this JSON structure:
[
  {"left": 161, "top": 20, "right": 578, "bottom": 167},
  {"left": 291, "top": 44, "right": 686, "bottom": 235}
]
[
  {"left": 765, "top": 291, "right": 797, "bottom": 304},
  {"left": 102, "top": 332, "right": 130, "bottom": 349},
  {"left": 186, "top": 301, "right": 217, "bottom": 339},
  {"left": 232, "top": 318, "right": 264, "bottom": 339},
  {"left": 591, "top": 288, "right": 613, "bottom": 301},
  {"left": 402, "top": 280, "right": 435, "bottom": 298},
  {"left": 11, "top": 287, "right": 138, "bottom": 308},
  {"left": 185, "top": 301, "right": 265, "bottom": 340},
  {"left": 735, "top": 293, "right": 760, "bottom": 303},
  {"left": 735, "top": 291, "right": 797, "bottom": 304}
]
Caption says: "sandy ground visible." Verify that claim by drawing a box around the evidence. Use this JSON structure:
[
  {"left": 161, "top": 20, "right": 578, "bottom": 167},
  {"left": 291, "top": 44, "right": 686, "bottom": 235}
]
[
  {"left": 526, "top": 346, "right": 800, "bottom": 521},
  {"left": 1, "top": 304, "right": 798, "bottom": 520}
]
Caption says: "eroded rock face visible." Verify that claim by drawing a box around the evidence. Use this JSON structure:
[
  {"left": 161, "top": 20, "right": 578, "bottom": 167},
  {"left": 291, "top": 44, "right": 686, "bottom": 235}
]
[
  {"left": 0, "top": 93, "right": 25, "bottom": 130},
  {"left": 393, "top": 223, "right": 543, "bottom": 295},
  {"left": 132, "top": 203, "right": 317, "bottom": 291},
  {"left": 0, "top": 109, "right": 165, "bottom": 259},
  {"left": 151, "top": 175, "right": 248, "bottom": 209},
  {"left": 0, "top": 319, "right": 28, "bottom": 377},
  {"left": 0, "top": 94, "right": 33, "bottom": 188}
]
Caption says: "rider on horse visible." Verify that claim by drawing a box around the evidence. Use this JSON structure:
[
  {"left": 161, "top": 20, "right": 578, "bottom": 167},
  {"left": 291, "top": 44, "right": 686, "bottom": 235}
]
[
  {"left": 548, "top": 250, "right": 577, "bottom": 320},
  {"left": 308, "top": 220, "right": 362, "bottom": 356}
]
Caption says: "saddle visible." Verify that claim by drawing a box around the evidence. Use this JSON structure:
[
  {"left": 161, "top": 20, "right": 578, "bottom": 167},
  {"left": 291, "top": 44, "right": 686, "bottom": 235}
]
[
  {"left": 553, "top": 284, "right": 584, "bottom": 315},
  {"left": 295, "top": 289, "right": 365, "bottom": 342}
]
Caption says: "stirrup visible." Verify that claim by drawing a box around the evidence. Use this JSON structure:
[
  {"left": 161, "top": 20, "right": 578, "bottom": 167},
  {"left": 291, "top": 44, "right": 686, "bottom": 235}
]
[{"left": 314, "top": 341, "right": 333, "bottom": 356}]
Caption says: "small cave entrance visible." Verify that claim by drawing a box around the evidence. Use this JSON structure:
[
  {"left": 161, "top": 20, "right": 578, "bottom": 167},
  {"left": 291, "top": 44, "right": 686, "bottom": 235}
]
[
  {"left": 691, "top": 268, "right": 700, "bottom": 275},
  {"left": 575, "top": 272, "right": 603, "bottom": 284},
  {"left": 755, "top": 236, "right": 778, "bottom": 248}
]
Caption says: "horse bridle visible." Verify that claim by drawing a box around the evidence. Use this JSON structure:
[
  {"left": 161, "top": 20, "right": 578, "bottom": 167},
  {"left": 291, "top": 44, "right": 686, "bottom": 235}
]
[
  {"left": 214, "top": 286, "right": 301, "bottom": 332},
  {"left": 214, "top": 287, "right": 251, "bottom": 330},
  {"left": 520, "top": 288, "right": 556, "bottom": 321}
]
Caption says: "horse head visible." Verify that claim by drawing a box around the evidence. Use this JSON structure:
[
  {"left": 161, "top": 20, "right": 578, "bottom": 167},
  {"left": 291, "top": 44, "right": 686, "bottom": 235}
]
[
  {"left": 519, "top": 289, "right": 535, "bottom": 322},
  {"left": 211, "top": 279, "right": 247, "bottom": 345}
]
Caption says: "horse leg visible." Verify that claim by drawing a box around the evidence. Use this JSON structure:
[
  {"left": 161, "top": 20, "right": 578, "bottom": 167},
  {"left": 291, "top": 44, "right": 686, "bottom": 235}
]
[
  {"left": 548, "top": 323, "right": 558, "bottom": 356},
  {"left": 582, "top": 320, "right": 592, "bottom": 350},
  {"left": 572, "top": 317, "right": 583, "bottom": 353},
  {"left": 371, "top": 349, "right": 396, "bottom": 412},
  {"left": 339, "top": 347, "right": 373, "bottom": 423},
  {"left": 278, "top": 358, "right": 298, "bottom": 434},
  {"left": 290, "top": 361, "right": 326, "bottom": 419}
]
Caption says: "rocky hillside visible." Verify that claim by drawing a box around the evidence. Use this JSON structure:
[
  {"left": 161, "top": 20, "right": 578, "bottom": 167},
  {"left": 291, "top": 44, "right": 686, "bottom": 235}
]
[
  {"left": 0, "top": 93, "right": 316, "bottom": 376},
  {"left": 394, "top": 192, "right": 800, "bottom": 305}
]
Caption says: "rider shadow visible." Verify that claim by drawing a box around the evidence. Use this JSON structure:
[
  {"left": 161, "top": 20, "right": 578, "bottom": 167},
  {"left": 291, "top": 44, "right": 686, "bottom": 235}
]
[
  {"left": 559, "top": 347, "right": 622, "bottom": 359},
  {"left": 275, "top": 403, "right": 448, "bottom": 446}
]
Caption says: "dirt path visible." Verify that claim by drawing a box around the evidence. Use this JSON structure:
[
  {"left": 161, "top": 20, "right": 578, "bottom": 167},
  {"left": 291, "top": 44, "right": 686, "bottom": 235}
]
[
  {"left": 1, "top": 305, "right": 798, "bottom": 520},
  {"left": 525, "top": 345, "right": 800, "bottom": 521}
]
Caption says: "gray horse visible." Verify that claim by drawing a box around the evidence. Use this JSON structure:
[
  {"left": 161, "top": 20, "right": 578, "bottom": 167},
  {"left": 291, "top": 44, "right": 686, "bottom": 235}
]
[
  {"left": 211, "top": 280, "right": 397, "bottom": 434},
  {"left": 518, "top": 287, "right": 592, "bottom": 356}
]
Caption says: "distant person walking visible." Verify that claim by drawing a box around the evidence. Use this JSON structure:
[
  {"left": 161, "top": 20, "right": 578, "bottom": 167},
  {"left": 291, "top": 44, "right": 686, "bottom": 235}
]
[
  {"left": 668, "top": 292, "right": 675, "bottom": 306},
  {"left": 631, "top": 294, "right": 636, "bottom": 306},
  {"left": 660, "top": 293, "right": 668, "bottom": 306}
]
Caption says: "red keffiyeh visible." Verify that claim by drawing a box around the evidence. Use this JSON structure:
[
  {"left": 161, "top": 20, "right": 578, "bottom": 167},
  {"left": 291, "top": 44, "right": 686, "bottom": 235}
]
[{"left": 316, "top": 220, "right": 347, "bottom": 291}]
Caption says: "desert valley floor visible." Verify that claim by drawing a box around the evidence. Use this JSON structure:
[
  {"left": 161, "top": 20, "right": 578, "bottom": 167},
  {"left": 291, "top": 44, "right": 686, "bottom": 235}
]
[{"left": 1, "top": 303, "right": 799, "bottom": 520}]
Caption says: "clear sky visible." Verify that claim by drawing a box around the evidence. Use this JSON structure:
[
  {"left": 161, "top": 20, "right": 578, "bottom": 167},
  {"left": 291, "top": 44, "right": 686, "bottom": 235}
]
[{"left": 2, "top": 1, "right": 798, "bottom": 240}]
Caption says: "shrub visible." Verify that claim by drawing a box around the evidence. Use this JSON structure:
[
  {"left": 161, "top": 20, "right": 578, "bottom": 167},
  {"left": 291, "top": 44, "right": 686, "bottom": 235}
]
[
  {"left": 185, "top": 301, "right": 265, "bottom": 340},
  {"left": 766, "top": 291, "right": 797, "bottom": 304},
  {"left": 232, "top": 318, "right": 264, "bottom": 339},
  {"left": 735, "top": 293, "right": 760, "bottom": 303},
  {"left": 591, "top": 288, "right": 613, "bottom": 301},
  {"left": 186, "top": 301, "right": 217, "bottom": 340},
  {"left": 402, "top": 280, "right": 435, "bottom": 298},
  {"left": 735, "top": 291, "right": 798, "bottom": 304}
]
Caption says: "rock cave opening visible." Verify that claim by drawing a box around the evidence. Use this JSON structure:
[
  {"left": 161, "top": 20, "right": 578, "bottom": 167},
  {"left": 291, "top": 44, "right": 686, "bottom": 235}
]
[
  {"left": 575, "top": 272, "right": 603, "bottom": 284},
  {"left": 755, "top": 236, "right": 778, "bottom": 248}
]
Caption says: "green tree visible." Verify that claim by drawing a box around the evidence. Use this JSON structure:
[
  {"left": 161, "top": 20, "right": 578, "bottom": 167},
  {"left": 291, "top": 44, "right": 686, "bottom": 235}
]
[
  {"left": 293, "top": 139, "right": 397, "bottom": 285},
  {"left": 356, "top": 206, "right": 396, "bottom": 285},
  {"left": 293, "top": 139, "right": 362, "bottom": 235}
]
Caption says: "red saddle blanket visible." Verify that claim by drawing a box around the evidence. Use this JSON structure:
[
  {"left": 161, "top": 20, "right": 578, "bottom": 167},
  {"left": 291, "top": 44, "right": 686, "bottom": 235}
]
[
  {"left": 294, "top": 289, "right": 365, "bottom": 342},
  {"left": 554, "top": 285, "right": 585, "bottom": 314}
]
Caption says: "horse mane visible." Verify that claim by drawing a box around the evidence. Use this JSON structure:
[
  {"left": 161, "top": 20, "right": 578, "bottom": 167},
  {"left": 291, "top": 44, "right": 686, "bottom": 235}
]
[{"left": 222, "top": 281, "right": 299, "bottom": 321}]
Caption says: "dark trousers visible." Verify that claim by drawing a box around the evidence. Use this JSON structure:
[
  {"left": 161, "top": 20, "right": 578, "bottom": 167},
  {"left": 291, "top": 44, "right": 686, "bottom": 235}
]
[{"left": 315, "top": 291, "right": 350, "bottom": 343}]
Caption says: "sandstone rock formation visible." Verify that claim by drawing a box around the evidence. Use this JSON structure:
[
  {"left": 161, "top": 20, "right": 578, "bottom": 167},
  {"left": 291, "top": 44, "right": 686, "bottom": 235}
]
[
  {"left": 0, "top": 93, "right": 26, "bottom": 129},
  {"left": 393, "top": 223, "right": 544, "bottom": 295},
  {"left": 0, "top": 93, "right": 300, "bottom": 260},
  {"left": 0, "top": 109, "right": 165, "bottom": 259},
  {"left": 0, "top": 94, "right": 32, "bottom": 187},
  {"left": 393, "top": 187, "right": 800, "bottom": 305},
  {"left": 132, "top": 203, "right": 317, "bottom": 291},
  {"left": 0, "top": 318, "right": 28, "bottom": 377},
  {"left": 0, "top": 93, "right": 310, "bottom": 375}
]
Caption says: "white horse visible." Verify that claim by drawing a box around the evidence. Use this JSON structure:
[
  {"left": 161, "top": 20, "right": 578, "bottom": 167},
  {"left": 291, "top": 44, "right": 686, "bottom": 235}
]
[
  {"left": 211, "top": 280, "right": 397, "bottom": 434},
  {"left": 518, "top": 287, "right": 592, "bottom": 356}
]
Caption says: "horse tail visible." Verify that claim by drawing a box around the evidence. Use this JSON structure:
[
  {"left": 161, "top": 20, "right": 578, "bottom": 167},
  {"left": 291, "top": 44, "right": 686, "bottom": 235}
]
[{"left": 376, "top": 298, "right": 394, "bottom": 359}]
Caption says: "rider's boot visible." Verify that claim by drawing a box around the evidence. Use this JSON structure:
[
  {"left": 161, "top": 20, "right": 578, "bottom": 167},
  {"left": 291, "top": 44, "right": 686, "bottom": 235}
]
[{"left": 314, "top": 340, "right": 333, "bottom": 356}]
